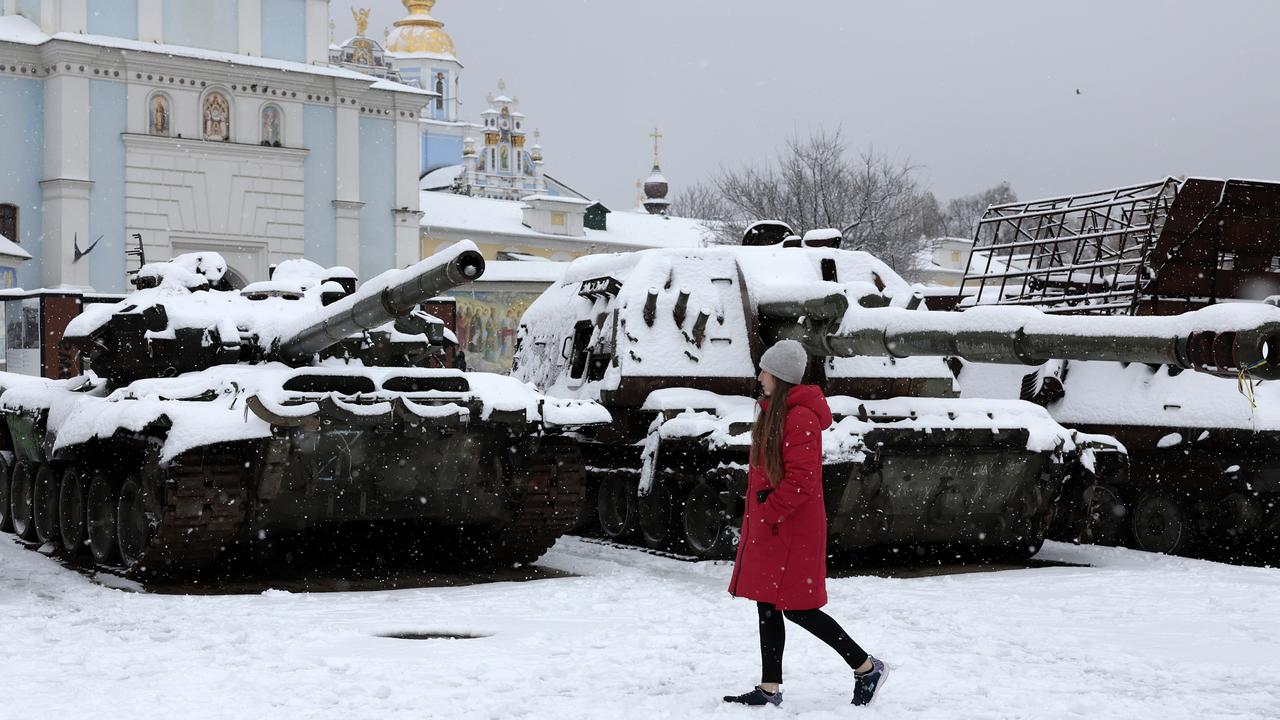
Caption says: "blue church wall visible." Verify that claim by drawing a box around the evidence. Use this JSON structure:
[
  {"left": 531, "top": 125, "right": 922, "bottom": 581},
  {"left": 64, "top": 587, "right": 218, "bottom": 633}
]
[
  {"left": 260, "top": 0, "right": 305, "bottom": 63},
  {"left": 358, "top": 116, "right": 395, "bottom": 278},
  {"left": 0, "top": 76, "right": 43, "bottom": 288},
  {"left": 88, "top": 79, "right": 127, "bottom": 292},
  {"left": 303, "top": 104, "right": 337, "bottom": 267},
  {"left": 15, "top": 0, "right": 40, "bottom": 23},
  {"left": 163, "top": 0, "right": 238, "bottom": 53},
  {"left": 422, "top": 132, "right": 462, "bottom": 174},
  {"left": 87, "top": 0, "right": 138, "bottom": 40}
]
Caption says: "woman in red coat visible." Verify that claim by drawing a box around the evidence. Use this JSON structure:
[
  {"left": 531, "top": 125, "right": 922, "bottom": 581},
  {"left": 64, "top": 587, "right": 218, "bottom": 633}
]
[{"left": 724, "top": 339, "right": 888, "bottom": 708}]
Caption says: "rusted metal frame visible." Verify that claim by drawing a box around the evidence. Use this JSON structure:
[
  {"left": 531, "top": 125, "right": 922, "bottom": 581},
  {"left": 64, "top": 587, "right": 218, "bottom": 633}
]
[
  {"left": 977, "top": 222, "right": 1156, "bottom": 253},
  {"left": 1088, "top": 192, "right": 1130, "bottom": 312},
  {"left": 979, "top": 183, "right": 1168, "bottom": 224},
  {"left": 966, "top": 257, "right": 1151, "bottom": 282}
]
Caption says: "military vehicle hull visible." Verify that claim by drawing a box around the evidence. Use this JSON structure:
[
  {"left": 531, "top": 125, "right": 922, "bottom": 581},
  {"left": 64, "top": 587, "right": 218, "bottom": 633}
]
[
  {"left": 0, "top": 368, "right": 596, "bottom": 577},
  {"left": 508, "top": 235, "right": 1280, "bottom": 562},
  {"left": 0, "top": 241, "right": 608, "bottom": 578}
]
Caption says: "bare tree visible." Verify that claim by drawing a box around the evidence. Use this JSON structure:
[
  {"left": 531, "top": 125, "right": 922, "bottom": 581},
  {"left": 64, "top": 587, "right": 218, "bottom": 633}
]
[
  {"left": 669, "top": 181, "right": 725, "bottom": 221},
  {"left": 940, "top": 181, "right": 1018, "bottom": 239},
  {"left": 692, "top": 128, "right": 935, "bottom": 276}
]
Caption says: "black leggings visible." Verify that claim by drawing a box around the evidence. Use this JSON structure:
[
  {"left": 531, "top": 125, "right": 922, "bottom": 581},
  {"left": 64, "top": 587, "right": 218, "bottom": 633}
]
[{"left": 757, "top": 602, "right": 869, "bottom": 684}]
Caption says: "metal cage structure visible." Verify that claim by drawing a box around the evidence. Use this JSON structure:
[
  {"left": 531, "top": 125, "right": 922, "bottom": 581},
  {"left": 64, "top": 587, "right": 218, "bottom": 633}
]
[
  {"left": 958, "top": 178, "right": 1181, "bottom": 315},
  {"left": 960, "top": 177, "right": 1280, "bottom": 316}
]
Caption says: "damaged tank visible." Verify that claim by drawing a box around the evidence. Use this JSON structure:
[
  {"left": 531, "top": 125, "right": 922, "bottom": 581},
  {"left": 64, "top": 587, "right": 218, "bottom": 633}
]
[
  {"left": 510, "top": 224, "right": 1280, "bottom": 561},
  {"left": 0, "top": 240, "right": 608, "bottom": 577},
  {"left": 954, "top": 177, "right": 1280, "bottom": 558}
]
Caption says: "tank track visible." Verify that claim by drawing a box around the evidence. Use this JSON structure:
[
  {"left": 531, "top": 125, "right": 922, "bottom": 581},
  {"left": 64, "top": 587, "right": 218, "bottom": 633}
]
[
  {"left": 463, "top": 435, "right": 586, "bottom": 567},
  {"left": 133, "top": 446, "right": 251, "bottom": 577}
]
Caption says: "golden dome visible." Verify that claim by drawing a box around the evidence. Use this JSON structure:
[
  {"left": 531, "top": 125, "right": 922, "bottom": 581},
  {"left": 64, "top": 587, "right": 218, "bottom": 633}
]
[{"left": 386, "top": 0, "right": 457, "bottom": 58}]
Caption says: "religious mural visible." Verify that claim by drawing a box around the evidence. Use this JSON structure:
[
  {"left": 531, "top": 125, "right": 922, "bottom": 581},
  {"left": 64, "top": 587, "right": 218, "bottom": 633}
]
[
  {"left": 453, "top": 291, "right": 540, "bottom": 374},
  {"left": 202, "top": 91, "right": 230, "bottom": 141},
  {"left": 149, "top": 93, "right": 171, "bottom": 136},
  {"left": 261, "top": 105, "right": 283, "bottom": 147}
]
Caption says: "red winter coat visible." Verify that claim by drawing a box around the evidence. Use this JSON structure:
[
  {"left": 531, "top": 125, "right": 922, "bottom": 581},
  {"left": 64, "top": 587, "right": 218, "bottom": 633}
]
[{"left": 727, "top": 384, "right": 833, "bottom": 610}]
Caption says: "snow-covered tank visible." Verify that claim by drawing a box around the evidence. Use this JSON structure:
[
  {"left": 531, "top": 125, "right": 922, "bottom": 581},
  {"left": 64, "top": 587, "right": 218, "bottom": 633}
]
[
  {"left": 511, "top": 224, "right": 1280, "bottom": 561},
  {"left": 954, "top": 177, "right": 1280, "bottom": 558},
  {"left": 0, "top": 241, "right": 608, "bottom": 577}
]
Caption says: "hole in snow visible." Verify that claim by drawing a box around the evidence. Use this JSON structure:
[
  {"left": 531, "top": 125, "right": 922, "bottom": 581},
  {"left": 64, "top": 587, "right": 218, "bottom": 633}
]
[{"left": 378, "top": 632, "right": 490, "bottom": 641}]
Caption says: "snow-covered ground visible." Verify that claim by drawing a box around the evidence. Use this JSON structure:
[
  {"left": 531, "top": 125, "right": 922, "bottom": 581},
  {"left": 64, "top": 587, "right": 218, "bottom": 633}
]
[{"left": 2, "top": 537, "right": 1277, "bottom": 719}]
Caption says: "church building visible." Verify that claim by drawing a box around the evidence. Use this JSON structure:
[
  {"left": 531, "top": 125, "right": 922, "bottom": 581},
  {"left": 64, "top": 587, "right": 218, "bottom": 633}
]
[{"left": 0, "top": 0, "right": 431, "bottom": 292}]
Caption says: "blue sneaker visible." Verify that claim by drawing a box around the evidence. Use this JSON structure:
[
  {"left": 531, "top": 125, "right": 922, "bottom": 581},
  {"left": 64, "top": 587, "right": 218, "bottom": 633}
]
[
  {"left": 723, "top": 686, "right": 783, "bottom": 707},
  {"left": 852, "top": 656, "right": 887, "bottom": 706}
]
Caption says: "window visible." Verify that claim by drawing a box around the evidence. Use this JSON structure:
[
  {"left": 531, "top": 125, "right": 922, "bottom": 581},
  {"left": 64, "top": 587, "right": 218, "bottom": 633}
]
[
  {"left": 148, "top": 93, "right": 172, "bottom": 136},
  {"left": 434, "top": 72, "right": 445, "bottom": 114},
  {"left": 260, "top": 104, "right": 283, "bottom": 147},
  {"left": 202, "top": 90, "right": 231, "bottom": 142},
  {"left": 0, "top": 204, "right": 17, "bottom": 242},
  {"left": 550, "top": 211, "right": 566, "bottom": 227}
]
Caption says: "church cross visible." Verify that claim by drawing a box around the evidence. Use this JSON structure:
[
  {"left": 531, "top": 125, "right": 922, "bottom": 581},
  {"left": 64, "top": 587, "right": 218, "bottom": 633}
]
[{"left": 650, "top": 127, "right": 663, "bottom": 166}]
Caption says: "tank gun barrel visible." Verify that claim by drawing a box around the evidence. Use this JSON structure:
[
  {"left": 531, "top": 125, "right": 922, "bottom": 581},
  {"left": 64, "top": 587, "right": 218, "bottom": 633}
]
[
  {"left": 278, "top": 241, "right": 485, "bottom": 362},
  {"left": 772, "top": 295, "right": 1280, "bottom": 380}
]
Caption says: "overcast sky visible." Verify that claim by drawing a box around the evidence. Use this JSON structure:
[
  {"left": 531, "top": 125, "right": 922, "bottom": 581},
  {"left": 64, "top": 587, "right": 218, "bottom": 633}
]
[{"left": 338, "top": 0, "right": 1280, "bottom": 212}]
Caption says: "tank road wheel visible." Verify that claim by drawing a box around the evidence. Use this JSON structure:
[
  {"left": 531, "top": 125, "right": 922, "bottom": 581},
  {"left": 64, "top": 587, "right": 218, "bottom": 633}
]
[
  {"left": 0, "top": 453, "right": 13, "bottom": 533},
  {"left": 116, "top": 475, "right": 155, "bottom": 572},
  {"left": 637, "top": 478, "right": 679, "bottom": 550},
  {"left": 9, "top": 460, "right": 37, "bottom": 541},
  {"left": 1086, "top": 484, "right": 1129, "bottom": 547},
  {"left": 87, "top": 471, "right": 120, "bottom": 565},
  {"left": 1132, "top": 493, "right": 1196, "bottom": 555},
  {"left": 597, "top": 473, "right": 638, "bottom": 540},
  {"left": 32, "top": 464, "right": 61, "bottom": 547},
  {"left": 58, "top": 467, "right": 91, "bottom": 555},
  {"left": 682, "top": 478, "right": 736, "bottom": 560}
]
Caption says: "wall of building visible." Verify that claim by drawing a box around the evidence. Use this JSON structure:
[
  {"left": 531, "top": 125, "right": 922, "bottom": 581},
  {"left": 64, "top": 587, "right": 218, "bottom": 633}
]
[
  {"left": 358, "top": 116, "right": 396, "bottom": 278},
  {"left": 162, "top": 0, "right": 238, "bottom": 54},
  {"left": 86, "top": 0, "right": 137, "bottom": 39},
  {"left": 303, "top": 103, "right": 337, "bottom": 266},
  {"left": 423, "top": 130, "right": 463, "bottom": 174},
  {"left": 88, "top": 79, "right": 127, "bottom": 291},
  {"left": 260, "top": 0, "right": 304, "bottom": 63},
  {"left": 14, "top": 0, "right": 40, "bottom": 23},
  {"left": 0, "top": 75, "right": 44, "bottom": 288}
]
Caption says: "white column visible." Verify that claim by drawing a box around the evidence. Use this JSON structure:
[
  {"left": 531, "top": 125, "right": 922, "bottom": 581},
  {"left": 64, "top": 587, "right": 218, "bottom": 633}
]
[
  {"left": 3, "top": 1, "right": 17, "bottom": 17},
  {"left": 393, "top": 116, "right": 422, "bottom": 266},
  {"left": 332, "top": 200, "right": 364, "bottom": 271},
  {"left": 137, "top": 0, "right": 163, "bottom": 42},
  {"left": 42, "top": 72, "right": 92, "bottom": 288},
  {"left": 238, "top": 0, "right": 261, "bottom": 56},
  {"left": 304, "top": 0, "right": 329, "bottom": 65},
  {"left": 334, "top": 104, "right": 361, "bottom": 271},
  {"left": 54, "top": 0, "right": 85, "bottom": 32}
]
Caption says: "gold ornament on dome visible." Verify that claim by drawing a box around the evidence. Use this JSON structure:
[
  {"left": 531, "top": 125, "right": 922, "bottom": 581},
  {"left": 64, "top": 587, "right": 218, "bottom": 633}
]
[
  {"left": 386, "top": 0, "right": 457, "bottom": 57},
  {"left": 351, "top": 7, "right": 371, "bottom": 37}
]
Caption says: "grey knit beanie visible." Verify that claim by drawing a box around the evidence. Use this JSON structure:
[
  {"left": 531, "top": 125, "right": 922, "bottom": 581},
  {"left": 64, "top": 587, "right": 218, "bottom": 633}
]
[{"left": 759, "top": 339, "right": 807, "bottom": 385}]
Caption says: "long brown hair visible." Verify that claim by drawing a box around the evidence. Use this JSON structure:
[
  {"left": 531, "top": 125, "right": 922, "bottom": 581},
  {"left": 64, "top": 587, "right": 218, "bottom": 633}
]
[{"left": 751, "top": 378, "right": 795, "bottom": 488}]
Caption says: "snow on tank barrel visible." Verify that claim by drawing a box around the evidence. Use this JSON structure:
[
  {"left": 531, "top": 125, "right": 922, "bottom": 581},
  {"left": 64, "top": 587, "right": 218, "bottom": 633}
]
[
  {"left": 277, "top": 241, "right": 485, "bottom": 363},
  {"left": 775, "top": 294, "right": 1280, "bottom": 380}
]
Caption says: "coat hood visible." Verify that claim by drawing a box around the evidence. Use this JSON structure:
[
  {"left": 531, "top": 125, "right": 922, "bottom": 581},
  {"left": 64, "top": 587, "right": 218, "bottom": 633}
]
[{"left": 784, "top": 384, "right": 833, "bottom": 430}]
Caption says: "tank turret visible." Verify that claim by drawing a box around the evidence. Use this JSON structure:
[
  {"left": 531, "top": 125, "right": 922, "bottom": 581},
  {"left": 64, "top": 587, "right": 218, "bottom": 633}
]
[{"left": 63, "top": 242, "right": 485, "bottom": 386}]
